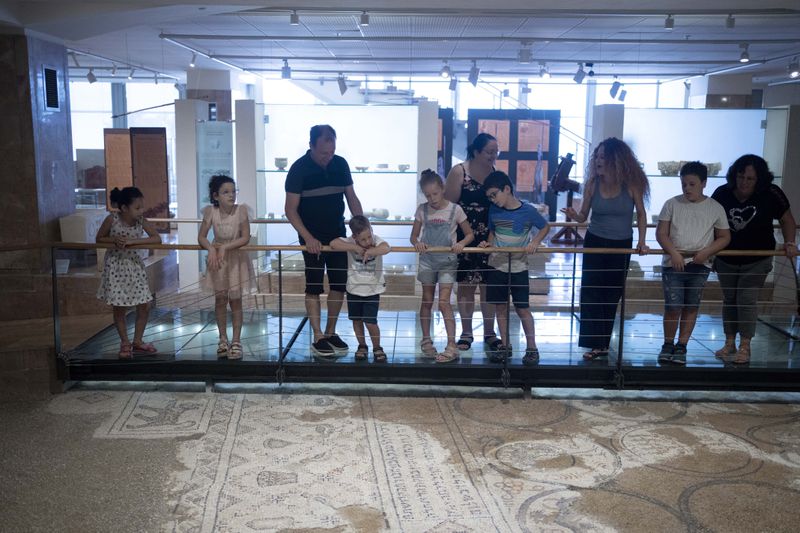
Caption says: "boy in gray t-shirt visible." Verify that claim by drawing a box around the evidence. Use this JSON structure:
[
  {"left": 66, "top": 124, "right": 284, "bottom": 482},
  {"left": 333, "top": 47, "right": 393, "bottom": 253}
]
[{"left": 656, "top": 162, "right": 730, "bottom": 365}]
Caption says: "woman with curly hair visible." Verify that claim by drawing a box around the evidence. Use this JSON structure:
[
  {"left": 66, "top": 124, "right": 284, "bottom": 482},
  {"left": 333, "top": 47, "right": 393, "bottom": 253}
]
[
  {"left": 562, "top": 137, "right": 650, "bottom": 360},
  {"left": 711, "top": 154, "right": 798, "bottom": 365}
]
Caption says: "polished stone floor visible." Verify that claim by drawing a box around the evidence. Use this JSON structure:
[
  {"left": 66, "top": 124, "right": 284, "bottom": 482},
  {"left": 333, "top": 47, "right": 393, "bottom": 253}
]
[{"left": 66, "top": 307, "right": 800, "bottom": 370}]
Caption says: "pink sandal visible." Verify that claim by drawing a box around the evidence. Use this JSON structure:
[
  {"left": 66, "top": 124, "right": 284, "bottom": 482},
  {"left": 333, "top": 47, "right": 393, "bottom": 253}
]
[
  {"left": 118, "top": 342, "right": 133, "bottom": 359},
  {"left": 132, "top": 341, "right": 158, "bottom": 354}
]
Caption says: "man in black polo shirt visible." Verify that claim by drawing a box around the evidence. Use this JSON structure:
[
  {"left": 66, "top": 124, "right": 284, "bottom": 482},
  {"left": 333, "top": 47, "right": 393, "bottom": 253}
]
[{"left": 285, "top": 125, "right": 364, "bottom": 358}]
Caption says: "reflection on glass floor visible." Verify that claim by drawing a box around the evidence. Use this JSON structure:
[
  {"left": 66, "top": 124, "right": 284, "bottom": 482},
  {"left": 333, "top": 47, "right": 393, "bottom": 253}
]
[{"left": 66, "top": 308, "right": 800, "bottom": 370}]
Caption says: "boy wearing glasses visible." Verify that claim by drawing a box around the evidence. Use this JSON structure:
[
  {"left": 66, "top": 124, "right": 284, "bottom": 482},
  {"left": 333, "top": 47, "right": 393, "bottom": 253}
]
[{"left": 479, "top": 171, "right": 550, "bottom": 365}]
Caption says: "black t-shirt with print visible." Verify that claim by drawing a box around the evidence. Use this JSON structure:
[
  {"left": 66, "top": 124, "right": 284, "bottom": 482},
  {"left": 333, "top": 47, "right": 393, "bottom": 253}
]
[
  {"left": 711, "top": 183, "right": 790, "bottom": 264},
  {"left": 285, "top": 150, "right": 353, "bottom": 245}
]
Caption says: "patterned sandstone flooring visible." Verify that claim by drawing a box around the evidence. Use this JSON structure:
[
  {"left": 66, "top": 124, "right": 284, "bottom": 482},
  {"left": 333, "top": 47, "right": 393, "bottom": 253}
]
[{"left": 36, "top": 386, "right": 800, "bottom": 532}]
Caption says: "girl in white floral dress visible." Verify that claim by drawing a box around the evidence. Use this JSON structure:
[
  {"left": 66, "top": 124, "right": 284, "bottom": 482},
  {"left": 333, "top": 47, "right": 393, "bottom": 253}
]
[
  {"left": 96, "top": 187, "right": 162, "bottom": 358},
  {"left": 198, "top": 175, "right": 254, "bottom": 360}
]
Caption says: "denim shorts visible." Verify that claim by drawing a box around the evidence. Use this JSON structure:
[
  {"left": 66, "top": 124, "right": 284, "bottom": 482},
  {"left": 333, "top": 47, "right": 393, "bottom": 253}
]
[
  {"left": 346, "top": 292, "right": 380, "bottom": 324},
  {"left": 417, "top": 255, "right": 458, "bottom": 285},
  {"left": 662, "top": 264, "right": 711, "bottom": 310},
  {"left": 486, "top": 268, "right": 530, "bottom": 308}
]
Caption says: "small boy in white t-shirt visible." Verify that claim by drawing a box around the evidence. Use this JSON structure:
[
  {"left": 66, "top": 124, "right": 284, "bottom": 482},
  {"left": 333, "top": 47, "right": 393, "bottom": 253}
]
[
  {"left": 656, "top": 161, "right": 731, "bottom": 365},
  {"left": 330, "top": 215, "right": 391, "bottom": 363}
]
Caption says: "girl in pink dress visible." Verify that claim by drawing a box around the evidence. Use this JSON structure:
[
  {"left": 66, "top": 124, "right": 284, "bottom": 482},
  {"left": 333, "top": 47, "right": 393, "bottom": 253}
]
[{"left": 198, "top": 175, "right": 254, "bottom": 360}]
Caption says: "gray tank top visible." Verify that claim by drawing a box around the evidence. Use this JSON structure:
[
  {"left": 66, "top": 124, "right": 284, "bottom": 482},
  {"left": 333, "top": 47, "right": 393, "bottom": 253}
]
[{"left": 589, "top": 185, "right": 634, "bottom": 240}]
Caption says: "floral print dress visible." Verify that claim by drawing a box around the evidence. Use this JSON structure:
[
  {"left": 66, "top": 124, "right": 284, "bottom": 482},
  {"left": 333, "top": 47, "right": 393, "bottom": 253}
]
[{"left": 455, "top": 163, "right": 491, "bottom": 284}]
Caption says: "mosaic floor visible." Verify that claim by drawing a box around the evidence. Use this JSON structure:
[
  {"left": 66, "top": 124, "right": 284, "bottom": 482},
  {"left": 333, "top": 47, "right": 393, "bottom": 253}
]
[{"left": 41, "top": 386, "right": 800, "bottom": 532}]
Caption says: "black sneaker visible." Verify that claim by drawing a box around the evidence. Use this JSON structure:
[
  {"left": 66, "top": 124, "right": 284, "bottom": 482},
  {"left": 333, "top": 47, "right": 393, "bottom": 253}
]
[
  {"left": 311, "top": 338, "right": 335, "bottom": 359},
  {"left": 488, "top": 345, "right": 511, "bottom": 363},
  {"left": 658, "top": 342, "right": 674, "bottom": 363},
  {"left": 672, "top": 343, "right": 687, "bottom": 365},
  {"left": 523, "top": 348, "right": 540, "bottom": 366},
  {"left": 326, "top": 334, "right": 349, "bottom": 355}
]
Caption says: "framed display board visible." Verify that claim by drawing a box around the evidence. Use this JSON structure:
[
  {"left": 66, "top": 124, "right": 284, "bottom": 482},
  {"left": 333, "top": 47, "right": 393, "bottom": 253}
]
[
  {"left": 467, "top": 109, "right": 561, "bottom": 220},
  {"left": 103, "top": 128, "right": 133, "bottom": 210},
  {"left": 130, "top": 127, "right": 170, "bottom": 232}
]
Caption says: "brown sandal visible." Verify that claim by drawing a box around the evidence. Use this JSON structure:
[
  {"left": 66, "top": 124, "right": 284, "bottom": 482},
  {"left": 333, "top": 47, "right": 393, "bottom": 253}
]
[
  {"left": 355, "top": 344, "right": 369, "bottom": 361},
  {"left": 732, "top": 345, "right": 750, "bottom": 365},
  {"left": 420, "top": 338, "right": 438, "bottom": 359},
  {"left": 228, "top": 341, "right": 243, "bottom": 360},
  {"left": 373, "top": 347, "right": 387, "bottom": 363},
  {"left": 714, "top": 343, "right": 736, "bottom": 359}
]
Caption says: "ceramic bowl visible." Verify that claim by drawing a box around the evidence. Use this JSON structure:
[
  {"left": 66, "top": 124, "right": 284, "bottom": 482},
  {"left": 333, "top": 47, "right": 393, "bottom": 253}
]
[
  {"left": 274, "top": 157, "right": 288, "bottom": 170},
  {"left": 355, "top": 166, "right": 369, "bottom": 172},
  {"left": 398, "top": 164, "right": 411, "bottom": 172}
]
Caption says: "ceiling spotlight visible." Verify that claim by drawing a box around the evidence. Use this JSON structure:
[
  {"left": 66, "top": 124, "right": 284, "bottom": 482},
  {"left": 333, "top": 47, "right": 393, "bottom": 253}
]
[
  {"left": 281, "top": 59, "right": 292, "bottom": 79},
  {"left": 586, "top": 62, "right": 595, "bottom": 77},
  {"left": 789, "top": 59, "right": 800, "bottom": 79},
  {"left": 726, "top": 14, "right": 735, "bottom": 29},
  {"left": 468, "top": 60, "right": 480, "bottom": 87},
  {"left": 189, "top": 53, "right": 196, "bottom": 68},
  {"left": 86, "top": 68, "right": 97, "bottom": 84},
  {"left": 439, "top": 61, "right": 451, "bottom": 78},
  {"left": 290, "top": 10, "right": 299, "bottom": 25},
  {"left": 111, "top": 64, "right": 117, "bottom": 77},
  {"left": 449, "top": 76, "right": 457, "bottom": 91},
  {"left": 518, "top": 47, "right": 532, "bottom": 64},
  {"left": 610, "top": 79, "right": 621, "bottom": 98},
  {"left": 360, "top": 11, "right": 370, "bottom": 26},
  {"left": 739, "top": 43, "right": 750, "bottom": 63},
  {"left": 128, "top": 68, "right": 135, "bottom": 80},
  {"left": 618, "top": 89, "right": 627, "bottom": 102},
  {"left": 337, "top": 73, "right": 348, "bottom": 95},
  {"left": 664, "top": 14, "right": 674, "bottom": 30},
  {"left": 538, "top": 62, "right": 550, "bottom": 79},
  {"left": 573, "top": 63, "right": 586, "bottom": 84}
]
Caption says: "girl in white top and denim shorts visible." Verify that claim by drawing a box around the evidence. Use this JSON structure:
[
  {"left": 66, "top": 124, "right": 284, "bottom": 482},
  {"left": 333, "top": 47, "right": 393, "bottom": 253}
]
[{"left": 411, "top": 170, "right": 474, "bottom": 363}]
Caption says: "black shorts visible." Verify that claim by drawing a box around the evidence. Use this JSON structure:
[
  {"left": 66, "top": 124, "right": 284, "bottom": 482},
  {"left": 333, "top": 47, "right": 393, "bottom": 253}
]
[
  {"left": 346, "top": 292, "right": 381, "bottom": 324},
  {"left": 485, "top": 268, "right": 530, "bottom": 308},
  {"left": 302, "top": 250, "right": 347, "bottom": 295}
]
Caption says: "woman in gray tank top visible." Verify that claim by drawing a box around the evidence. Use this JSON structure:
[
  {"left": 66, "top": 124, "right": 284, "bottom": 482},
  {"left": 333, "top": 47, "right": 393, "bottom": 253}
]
[{"left": 562, "top": 138, "right": 650, "bottom": 360}]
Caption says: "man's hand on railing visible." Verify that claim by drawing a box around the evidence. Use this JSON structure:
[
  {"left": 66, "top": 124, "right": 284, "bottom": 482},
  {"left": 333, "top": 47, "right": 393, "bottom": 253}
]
[
  {"left": 304, "top": 237, "right": 322, "bottom": 256},
  {"left": 784, "top": 242, "right": 798, "bottom": 259}
]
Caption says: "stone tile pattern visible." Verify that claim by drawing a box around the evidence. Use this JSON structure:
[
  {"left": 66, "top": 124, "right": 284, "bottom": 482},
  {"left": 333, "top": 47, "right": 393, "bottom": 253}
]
[{"left": 65, "top": 390, "right": 800, "bottom": 532}]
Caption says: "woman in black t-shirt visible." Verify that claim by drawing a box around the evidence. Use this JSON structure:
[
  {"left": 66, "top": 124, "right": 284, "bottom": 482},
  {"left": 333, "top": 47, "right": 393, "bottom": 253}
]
[{"left": 711, "top": 154, "right": 798, "bottom": 364}]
